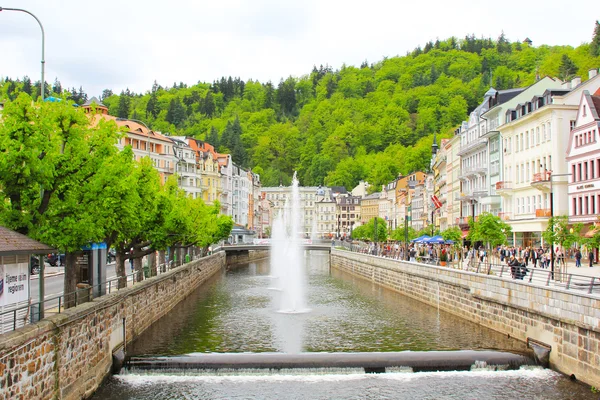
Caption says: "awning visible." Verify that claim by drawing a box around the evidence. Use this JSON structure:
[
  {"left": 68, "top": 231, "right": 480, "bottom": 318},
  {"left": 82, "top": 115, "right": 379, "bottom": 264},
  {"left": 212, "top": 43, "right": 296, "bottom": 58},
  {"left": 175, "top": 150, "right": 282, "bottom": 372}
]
[{"left": 461, "top": 231, "right": 469, "bottom": 239}]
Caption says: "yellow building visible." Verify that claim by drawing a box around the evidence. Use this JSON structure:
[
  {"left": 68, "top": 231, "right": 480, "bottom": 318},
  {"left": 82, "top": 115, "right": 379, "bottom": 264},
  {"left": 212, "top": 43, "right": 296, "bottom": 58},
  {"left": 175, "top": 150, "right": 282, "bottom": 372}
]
[{"left": 361, "top": 193, "right": 380, "bottom": 225}]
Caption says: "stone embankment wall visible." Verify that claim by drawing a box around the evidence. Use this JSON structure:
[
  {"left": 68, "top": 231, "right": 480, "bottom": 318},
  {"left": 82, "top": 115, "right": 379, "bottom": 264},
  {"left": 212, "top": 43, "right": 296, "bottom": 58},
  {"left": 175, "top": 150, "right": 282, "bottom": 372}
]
[
  {"left": 331, "top": 249, "right": 600, "bottom": 387},
  {"left": 225, "top": 250, "right": 269, "bottom": 267},
  {"left": 0, "top": 252, "right": 225, "bottom": 400}
]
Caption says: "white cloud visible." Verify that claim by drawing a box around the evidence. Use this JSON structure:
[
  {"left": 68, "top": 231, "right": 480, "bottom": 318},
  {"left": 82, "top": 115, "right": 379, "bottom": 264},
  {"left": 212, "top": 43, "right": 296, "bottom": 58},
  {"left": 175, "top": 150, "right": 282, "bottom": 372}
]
[{"left": 0, "top": 0, "right": 597, "bottom": 98}]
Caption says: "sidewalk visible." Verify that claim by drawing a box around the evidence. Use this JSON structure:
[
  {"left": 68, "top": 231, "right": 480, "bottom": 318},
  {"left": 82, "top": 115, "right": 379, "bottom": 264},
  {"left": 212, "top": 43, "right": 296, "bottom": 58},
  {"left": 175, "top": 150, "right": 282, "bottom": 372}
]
[{"left": 31, "top": 265, "right": 64, "bottom": 279}]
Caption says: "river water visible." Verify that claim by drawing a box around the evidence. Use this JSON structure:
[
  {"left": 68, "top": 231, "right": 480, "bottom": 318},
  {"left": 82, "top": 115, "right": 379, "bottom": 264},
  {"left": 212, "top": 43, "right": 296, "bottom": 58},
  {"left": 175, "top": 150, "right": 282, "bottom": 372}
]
[{"left": 92, "top": 252, "right": 595, "bottom": 399}]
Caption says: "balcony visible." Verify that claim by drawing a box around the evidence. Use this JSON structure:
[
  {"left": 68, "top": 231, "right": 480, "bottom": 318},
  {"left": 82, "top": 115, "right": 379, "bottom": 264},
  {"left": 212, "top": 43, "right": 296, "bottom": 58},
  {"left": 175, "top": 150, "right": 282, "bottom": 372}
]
[
  {"left": 495, "top": 181, "right": 513, "bottom": 196},
  {"left": 531, "top": 172, "right": 552, "bottom": 192},
  {"left": 456, "top": 216, "right": 471, "bottom": 229},
  {"left": 457, "top": 138, "right": 487, "bottom": 156},
  {"left": 535, "top": 208, "right": 552, "bottom": 218}
]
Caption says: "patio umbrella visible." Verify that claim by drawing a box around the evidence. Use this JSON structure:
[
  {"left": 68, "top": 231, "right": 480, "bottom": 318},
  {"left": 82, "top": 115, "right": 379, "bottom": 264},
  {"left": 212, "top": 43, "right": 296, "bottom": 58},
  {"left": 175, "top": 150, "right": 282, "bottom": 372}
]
[
  {"left": 445, "top": 240, "right": 455, "bottom": 245},
  {"left": 424, "top": 235, "right": 445, "bottom": 244},
  {"left": 414, "top": 235, "right": 432, "bottom": 243}
]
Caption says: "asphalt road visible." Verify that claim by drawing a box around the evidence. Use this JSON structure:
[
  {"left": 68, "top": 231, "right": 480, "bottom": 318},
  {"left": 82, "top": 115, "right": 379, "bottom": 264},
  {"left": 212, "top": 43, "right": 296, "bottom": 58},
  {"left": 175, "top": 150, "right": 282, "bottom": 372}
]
[{"left": 30, "top": 263, "right": 118, "bottom": 303}]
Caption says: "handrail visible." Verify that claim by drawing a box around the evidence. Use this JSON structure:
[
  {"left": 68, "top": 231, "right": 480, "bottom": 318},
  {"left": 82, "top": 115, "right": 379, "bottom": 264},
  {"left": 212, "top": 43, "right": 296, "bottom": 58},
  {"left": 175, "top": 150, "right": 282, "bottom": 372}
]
[
  {"left": 333, "top": 242, "right": 600, "bottom": 297},
  {"left": 0, "top": 251, "right": 209, "bottom": 333}
]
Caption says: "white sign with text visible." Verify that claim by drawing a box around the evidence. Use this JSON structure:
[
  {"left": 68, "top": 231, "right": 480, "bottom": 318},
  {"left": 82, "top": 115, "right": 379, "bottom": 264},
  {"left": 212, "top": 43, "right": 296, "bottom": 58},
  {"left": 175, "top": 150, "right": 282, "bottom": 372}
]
[{"left": 0, "top": 261, "right": 29, "bottom": 307}]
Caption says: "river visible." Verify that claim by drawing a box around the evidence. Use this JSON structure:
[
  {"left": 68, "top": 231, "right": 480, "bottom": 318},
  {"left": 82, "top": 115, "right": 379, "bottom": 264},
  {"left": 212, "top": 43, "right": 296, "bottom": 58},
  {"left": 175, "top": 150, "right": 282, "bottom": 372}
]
[{"left": 91, "top": 252, "right": 595, "bottom": 399}]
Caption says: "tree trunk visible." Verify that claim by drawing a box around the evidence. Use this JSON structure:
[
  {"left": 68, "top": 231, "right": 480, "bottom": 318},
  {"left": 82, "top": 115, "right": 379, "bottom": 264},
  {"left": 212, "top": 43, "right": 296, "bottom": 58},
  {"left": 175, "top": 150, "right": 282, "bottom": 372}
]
[
  {"left": 159, "top": 250, "right": 166, "bottom": 272},
  {"left": 149, "top": 251, "right": 157, "bottom": 277},
  {"left": 63, "top": 252, "right": 80, "bottom": 309},
  {"left": 134, "top": 257, "right": 143, "bottom": 282},
  {"left": 116, "top": 251, "right": 127, "bottom": 289}
]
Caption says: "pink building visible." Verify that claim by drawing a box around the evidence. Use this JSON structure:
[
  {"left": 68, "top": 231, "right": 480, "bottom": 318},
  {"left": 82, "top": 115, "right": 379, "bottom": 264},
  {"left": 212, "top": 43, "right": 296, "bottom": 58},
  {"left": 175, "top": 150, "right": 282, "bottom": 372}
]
[{"left": 566, "top": 86, "right": 600, "bottom": 234}]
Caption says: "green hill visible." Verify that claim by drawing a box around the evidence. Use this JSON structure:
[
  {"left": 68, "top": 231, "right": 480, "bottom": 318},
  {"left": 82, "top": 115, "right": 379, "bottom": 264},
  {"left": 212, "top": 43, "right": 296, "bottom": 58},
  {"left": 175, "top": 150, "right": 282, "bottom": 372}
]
[{"left": 3, "top": 28, "right": 600, "bottom": 189}]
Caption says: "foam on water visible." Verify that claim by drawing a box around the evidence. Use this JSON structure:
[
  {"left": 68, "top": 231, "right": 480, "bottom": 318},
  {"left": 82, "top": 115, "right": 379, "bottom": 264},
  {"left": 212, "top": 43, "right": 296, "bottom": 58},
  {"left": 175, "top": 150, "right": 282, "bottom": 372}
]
[{"left": 116, "top": 366, "right": 556, "bottom": 386}]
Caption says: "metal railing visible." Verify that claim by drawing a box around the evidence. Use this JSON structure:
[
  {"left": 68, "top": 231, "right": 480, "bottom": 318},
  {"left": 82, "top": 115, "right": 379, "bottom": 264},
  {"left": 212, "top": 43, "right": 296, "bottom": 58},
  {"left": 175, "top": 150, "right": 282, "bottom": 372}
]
[
  {"left": 0, "top": 253, "right": 206, "bottom": 334},
  {"left": 333, "top": 243, "right": 600, "bottom": 297}
]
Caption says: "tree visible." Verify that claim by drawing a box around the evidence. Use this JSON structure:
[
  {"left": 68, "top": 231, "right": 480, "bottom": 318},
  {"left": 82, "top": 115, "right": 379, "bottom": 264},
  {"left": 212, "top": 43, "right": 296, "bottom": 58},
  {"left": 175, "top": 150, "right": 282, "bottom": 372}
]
[
  {"left": 0, "top": 93, "right": 122, "bottom": 306},
  {"left": 166, "top": 98, "right": 186, "bottom": 127},
  {"left": 353, "top": 218, "right": 387, "bottom": 242},
  {"left": 207, "top": 126, "right": 219, "bottom": 148},
  {"left": 22, "top": 76, "right": 32, "bottom": 95},
  {"left": 146, "top": 81, "right": 159, "bottom": 119},
  {"left": 117, "top": 90, "right": 131, "bottom": 118},
  {"left": 101, "top": 89, "right": 113, "bottom": 101},
  {"left": 52, "top": 78, "right": 62, "bottom": 95},
  {"left": 542, "top": 215, "right": 582, "bottom": 251},
  {"left": 558, "top": 54, "right": 578, "bottom": 81},
  {"left": 467, "top": 212, "right": 512, "bottom": 249},
  {"left": 591, "top": 20, "right": 600, "bottom": 57}
]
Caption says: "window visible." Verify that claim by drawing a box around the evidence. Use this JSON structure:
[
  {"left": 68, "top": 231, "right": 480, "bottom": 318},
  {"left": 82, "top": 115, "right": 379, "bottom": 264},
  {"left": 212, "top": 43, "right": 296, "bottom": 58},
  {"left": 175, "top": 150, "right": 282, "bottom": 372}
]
[
  {"left": 547, "top": 122, "right": 552, "bottom": 140},
  {"left": 592, "top": 160, "right": 596, "bottom": 179},
  {"left": 536, "top": 127, "right": 540, "bottom": 144},
  {"left": 585, "top": 162, "right": 589, "bottom": 180},
  {"left": 583, "top": 105, "right": 587, "bottom": 117},
  {"left": 573, "top": 198, "right": 577, "bottom": 215},
  {"left": 570, "top": 120, "right": 576, "bottom": 131},
  {"left": 573, "top": 165, "right": 577, "bottom": 181},
  {"left": 526, "top": 131, "right": 530, "bottom": 149}
]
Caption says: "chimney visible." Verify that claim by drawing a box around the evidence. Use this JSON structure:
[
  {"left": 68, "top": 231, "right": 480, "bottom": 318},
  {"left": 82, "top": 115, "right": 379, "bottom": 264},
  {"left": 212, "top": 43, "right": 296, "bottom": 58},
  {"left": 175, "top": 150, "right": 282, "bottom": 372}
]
[
  {"left": 571, "top": 76, "right": 581, "bottom": 88},
  {"left": 590, "top": 69, "right": 598, "bottom": 79}
]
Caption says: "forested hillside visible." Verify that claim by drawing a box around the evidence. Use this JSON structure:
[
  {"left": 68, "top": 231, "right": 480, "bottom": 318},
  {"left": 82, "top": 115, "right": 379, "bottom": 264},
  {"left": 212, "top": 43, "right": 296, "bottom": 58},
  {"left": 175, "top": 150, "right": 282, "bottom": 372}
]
[{"left": 3, "top": 27, "right": 600, "bottom": 189}]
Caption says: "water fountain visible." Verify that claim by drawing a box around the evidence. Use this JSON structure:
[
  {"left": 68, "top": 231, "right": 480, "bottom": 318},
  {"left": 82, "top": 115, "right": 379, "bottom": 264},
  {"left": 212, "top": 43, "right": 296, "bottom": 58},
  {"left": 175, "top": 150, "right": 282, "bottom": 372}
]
[{"left": 270, "top": 172, "right": 309, "bottom": 313}]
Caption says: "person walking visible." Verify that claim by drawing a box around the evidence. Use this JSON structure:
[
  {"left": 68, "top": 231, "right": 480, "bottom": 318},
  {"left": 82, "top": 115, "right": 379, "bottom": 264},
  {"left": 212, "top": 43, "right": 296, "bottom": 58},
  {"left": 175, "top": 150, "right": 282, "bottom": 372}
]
[
  {"left": 575, "top": 248, "right": 582, "bottom": 268},
  {"left": 589, "top": 249, "right": 595, "bottom": 268}
]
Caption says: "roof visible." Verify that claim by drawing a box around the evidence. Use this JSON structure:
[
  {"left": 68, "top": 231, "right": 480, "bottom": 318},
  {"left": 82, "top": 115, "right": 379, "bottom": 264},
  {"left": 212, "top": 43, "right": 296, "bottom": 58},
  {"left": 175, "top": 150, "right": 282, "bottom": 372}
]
[
  {"left": 82, "top": 96, "right": 106, "bottom": 108},
  {"left": 91, "top": 115, "right": 173, "bottom": 143},
  {"left": 329, "top": 186, "right": 348, "bottom": 194},
  {"left": 590, "top": 95, "right": 600, "bottom": 120},
  {"left": 0, "top": 226, "right": 54, "bottom": 256}
]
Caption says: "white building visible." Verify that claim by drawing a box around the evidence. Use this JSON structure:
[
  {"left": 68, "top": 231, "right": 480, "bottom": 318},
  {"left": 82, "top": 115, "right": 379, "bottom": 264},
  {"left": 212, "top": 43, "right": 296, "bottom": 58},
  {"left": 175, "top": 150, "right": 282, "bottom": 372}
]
[
  {"left": 261, "top": 185, "right": 329, "bottom": 237},
  {"left": 497, "top": 72, "right": 600, "bottom": 247},
  {"left": 232, "top": 164, "right": 250, "bottom": 227},
  {"left": 457, "top": 87, "right": 525, "bottom": 232},
  {"left": 169, "top": 137, "right": 202, "bottom": 199},
  {"left": 566, "top": 78, "right": 600, "bottom": 235}
]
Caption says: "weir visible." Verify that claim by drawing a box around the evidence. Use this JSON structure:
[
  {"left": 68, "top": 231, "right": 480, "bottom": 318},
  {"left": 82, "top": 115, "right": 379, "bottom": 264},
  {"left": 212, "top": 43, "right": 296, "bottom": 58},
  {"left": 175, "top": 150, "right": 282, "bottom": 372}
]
[{"left": 125, "top": 350, "right": 536, "bottom": 373}]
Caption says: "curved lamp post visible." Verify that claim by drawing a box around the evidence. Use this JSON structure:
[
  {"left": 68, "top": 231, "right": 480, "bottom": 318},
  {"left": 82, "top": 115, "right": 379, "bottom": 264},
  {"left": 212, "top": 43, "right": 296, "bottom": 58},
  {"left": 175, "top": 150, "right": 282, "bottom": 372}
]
[{"left": 0, "top": 7, "right": 45, "bottom": 100}]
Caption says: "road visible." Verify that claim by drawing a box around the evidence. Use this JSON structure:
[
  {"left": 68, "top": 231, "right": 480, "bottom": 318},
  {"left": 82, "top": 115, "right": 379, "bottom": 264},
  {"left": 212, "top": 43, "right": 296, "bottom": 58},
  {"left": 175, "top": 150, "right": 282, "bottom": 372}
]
[{"left": 30, "top": 263, "right": 118, "bottom": 303}]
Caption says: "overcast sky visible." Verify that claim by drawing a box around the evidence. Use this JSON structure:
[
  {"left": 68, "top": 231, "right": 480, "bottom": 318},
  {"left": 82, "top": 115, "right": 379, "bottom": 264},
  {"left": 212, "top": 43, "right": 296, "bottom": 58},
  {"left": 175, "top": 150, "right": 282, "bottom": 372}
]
[{"left": 1, "top": 0, "right": 597, "bottom": 98}]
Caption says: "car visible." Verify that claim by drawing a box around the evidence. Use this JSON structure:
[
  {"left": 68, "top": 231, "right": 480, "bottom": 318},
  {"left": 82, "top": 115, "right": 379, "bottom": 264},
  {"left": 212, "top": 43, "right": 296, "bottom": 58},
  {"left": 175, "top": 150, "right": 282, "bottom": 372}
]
[
  {"left": 46, "top": 253, "right": 65, "bottom": 267},
  {"left": 30, "top": 257, "right": 40, "bottom": 275},
  {"left": 107, "top": 249, "right": 116, "bottom": 263}
]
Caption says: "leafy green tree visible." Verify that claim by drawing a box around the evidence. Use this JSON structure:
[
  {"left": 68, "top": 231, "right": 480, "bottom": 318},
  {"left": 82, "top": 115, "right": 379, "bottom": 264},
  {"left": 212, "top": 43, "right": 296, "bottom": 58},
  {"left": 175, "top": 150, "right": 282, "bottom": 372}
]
[
  {"left": 0, "top": 93, "right": 121, "bottom": 306},
  {"left": 590, "top": 21, "right": 600, "bottom": 57},
  {"left": 542, "top": 215, "right": 582, "bottom": 251},
  {"left": 467, "top": 212, "right": 512, "bottom": 249}
]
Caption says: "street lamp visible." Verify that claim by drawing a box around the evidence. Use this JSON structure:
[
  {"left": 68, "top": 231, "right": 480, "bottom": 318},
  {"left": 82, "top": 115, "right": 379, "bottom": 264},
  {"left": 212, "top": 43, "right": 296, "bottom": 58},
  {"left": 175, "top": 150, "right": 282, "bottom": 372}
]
[
  {"left": 534, "top": 169, "right": 572, "bottom": 279},
  {"left": 1, "top": 7, "right": 46, "bottom": 99}
]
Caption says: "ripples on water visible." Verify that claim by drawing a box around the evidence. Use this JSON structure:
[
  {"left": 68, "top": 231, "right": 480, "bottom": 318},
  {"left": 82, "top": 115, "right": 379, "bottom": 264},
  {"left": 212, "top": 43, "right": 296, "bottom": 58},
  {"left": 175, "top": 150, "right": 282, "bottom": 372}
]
[{"left": 91, "top": 252, "right": 596, "bottom": 399}]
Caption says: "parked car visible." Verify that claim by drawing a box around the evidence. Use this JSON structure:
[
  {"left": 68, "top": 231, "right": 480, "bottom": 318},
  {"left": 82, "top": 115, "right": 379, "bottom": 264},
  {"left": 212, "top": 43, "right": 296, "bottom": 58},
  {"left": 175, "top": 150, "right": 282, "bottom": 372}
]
[
  {"left": 107, "top": 249, "right": 116, "bottom": 263},
  {"left": 46, "top": 253, "right": 65, "bottom": 267},
  {"left": 30, "top": 257, "right": 40, "bottom": 275}
]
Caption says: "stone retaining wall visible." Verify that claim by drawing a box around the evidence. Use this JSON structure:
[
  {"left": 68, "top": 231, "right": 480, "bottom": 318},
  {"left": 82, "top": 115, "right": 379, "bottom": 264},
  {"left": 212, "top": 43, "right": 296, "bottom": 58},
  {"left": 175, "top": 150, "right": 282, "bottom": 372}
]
[
  {"left": 0, "top": 252, "right": 225, "bottom": 400},
  {"left": 331, "top": 249, "right": 600, "bottom": 387},
  {"left": 225, "top": 250, "right": 269, "bottom": 267}
]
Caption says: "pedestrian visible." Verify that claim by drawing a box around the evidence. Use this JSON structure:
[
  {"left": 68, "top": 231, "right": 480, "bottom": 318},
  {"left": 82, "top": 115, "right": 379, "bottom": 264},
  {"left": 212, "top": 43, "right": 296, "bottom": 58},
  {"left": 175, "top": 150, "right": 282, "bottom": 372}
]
[
  {"left": 589, "top": 249, "right": 595, "bottom": 268},
  {"left": 508, "top": 255, "right": 518, "bottom": 279},
  {"left": 575, "top": 248, "right": 582, "bottom": 267}
]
